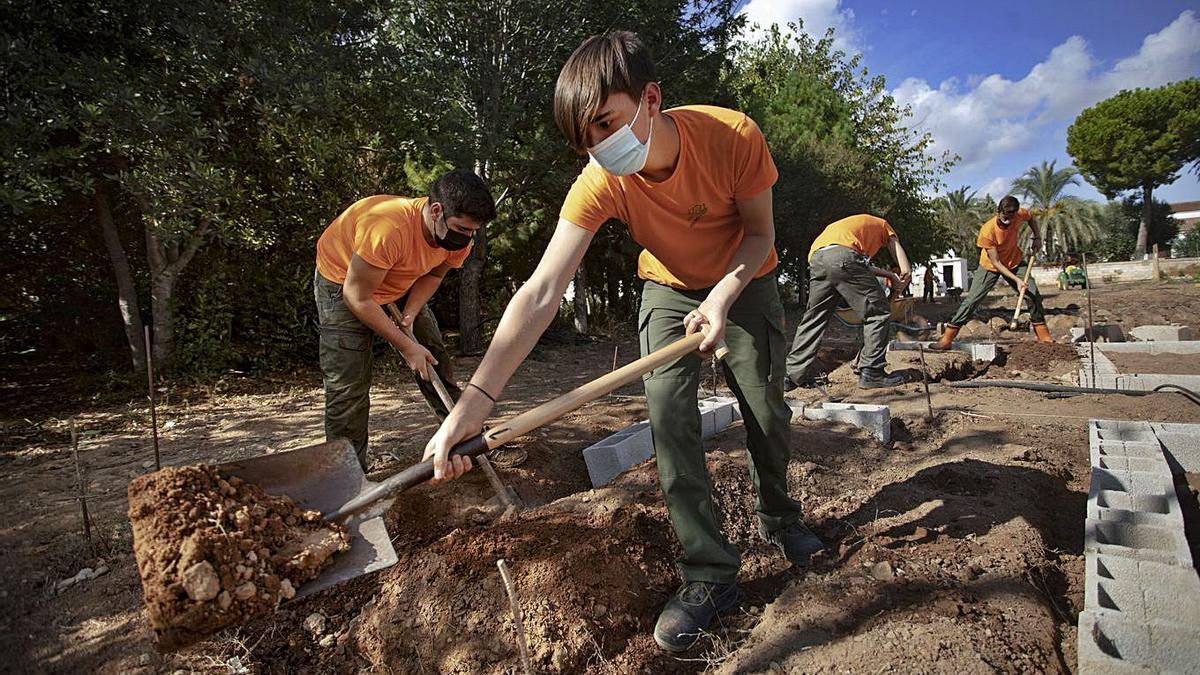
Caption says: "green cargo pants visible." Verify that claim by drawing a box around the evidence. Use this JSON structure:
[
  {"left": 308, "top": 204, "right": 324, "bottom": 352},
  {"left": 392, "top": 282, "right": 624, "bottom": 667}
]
[
  {"left": 786, "top": 245, "right": 891, "bottom": 380},
  {"left": 640, "top": 274, "right": 803, "bottom": 583},
  {"left": 947, "top": 261, "right": 1046, "bottom": 328},
  {"left": 314, "top": 270, "right": 462, "bottom": 468}
]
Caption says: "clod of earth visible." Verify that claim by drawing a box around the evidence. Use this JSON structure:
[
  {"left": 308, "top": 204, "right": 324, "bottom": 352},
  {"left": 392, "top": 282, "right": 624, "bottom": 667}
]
[{"left": 127, "top": 465, "right": 351, "bottom": 651}]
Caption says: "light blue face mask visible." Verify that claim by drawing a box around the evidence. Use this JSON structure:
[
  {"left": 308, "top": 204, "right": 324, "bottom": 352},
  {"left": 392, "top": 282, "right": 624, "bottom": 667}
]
[{"left": 587, "top": 96, "right": 654, "bottom": 176}]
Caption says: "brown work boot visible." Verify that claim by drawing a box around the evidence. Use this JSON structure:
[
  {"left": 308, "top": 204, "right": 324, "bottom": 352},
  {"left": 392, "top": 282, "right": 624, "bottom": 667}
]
[
  {"left": 1033, "top": 322, "right": 1052, "bottom": 343},
  {"left": 928, "top": 324, "right": 959, "bottom": 351}
]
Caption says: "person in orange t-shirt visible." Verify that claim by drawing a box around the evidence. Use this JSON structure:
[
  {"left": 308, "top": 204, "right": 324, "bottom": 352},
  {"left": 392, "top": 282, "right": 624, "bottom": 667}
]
[
  {"left": 931, "top": 195, "right": 1052, "bottom": 349},
  {"left": 313, "top": 169, "right": 495, "bottom": 469},
  {"left": 422, "top": 32, "right": 821, "bottom": 652},
  {"left": 784, "top": 215, "right": 912, "bottom": 390}
]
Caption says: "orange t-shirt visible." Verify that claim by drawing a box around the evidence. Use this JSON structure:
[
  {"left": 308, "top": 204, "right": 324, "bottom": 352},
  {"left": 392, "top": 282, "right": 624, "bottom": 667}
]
[
  {"left": 808, "top": 214, "right": 896, "bottom": 260},
  {"left": 559, "top": 105, "right": 779, "bottom": 290},
  {"left": 315, "top": 195, "right": 472, "bottom": 304},
  {"left": 976, "top": 208, "right": 1031, "bottom": 272}
]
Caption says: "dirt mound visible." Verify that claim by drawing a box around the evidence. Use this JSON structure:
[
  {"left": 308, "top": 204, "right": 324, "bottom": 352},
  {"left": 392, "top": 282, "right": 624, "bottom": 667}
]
[
  {"left": 128, "top": 465, "right": 350, "bottom": 650},
  {"left": 1002, "top": 342, "right": 1079, "bottom": 373}
]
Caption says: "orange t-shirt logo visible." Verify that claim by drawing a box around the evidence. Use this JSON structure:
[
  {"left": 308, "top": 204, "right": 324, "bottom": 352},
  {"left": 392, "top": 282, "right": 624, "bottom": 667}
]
[{"left": 687, "top": 203, "right": 708, "bottom": 227}]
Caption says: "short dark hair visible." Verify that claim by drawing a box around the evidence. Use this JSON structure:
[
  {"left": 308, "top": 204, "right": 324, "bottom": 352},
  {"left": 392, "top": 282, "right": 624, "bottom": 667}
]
[
  {"left": 554, "top": 31, "right": 658, "bottom": 154},
  {"left": 998, "top": 195, "right": 1020, "bottom": 215},
  {"left": 429, "top": 169, "right": 496, "bottom": 223}
]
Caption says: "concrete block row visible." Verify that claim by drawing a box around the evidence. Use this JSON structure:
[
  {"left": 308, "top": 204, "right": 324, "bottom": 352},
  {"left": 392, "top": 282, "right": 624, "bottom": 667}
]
[
  {"left": 582, "top": 397, "right": 741, "bottom": 488},
  {"left": 1095, "top": 341, "right": 1200, "bottom": 355},
  {"left": 1078, "top": 610, "right": 1200, "bottom": 674},
  {"left": 788, "top": 401, "right": 891, "bottom": 444},
  {"left": 888, "top": 340, "right": 997, "bottom": 363},
  {"left": 1081, "top": 372, "right": 1200, "bottom": 391},
  {"left": 1079, "top": 420, "right": 1200, "bottom": 674},
  {"left": 1129, "top": 324, "right": 1194, "bottom": 342}
]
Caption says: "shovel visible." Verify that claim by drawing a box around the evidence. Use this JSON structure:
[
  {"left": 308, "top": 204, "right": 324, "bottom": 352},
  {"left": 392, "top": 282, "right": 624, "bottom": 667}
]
[{"left": 215, "top": 329, "right": 726, "bottom": 599}]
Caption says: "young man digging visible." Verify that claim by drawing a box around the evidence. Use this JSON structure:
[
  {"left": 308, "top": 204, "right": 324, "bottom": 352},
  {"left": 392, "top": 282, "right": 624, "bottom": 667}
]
[
  {"left": 422, "top": 32, "right": 822, "bottom": 652},
  {"left": 930, "top": 195, "right": 1051, "bottom": 350},
  {"left": 784, "top": 214, "right": 912, "bottom": 391},
  {"left": 314, "top": 169, "right": 525, "bottom": 470}
]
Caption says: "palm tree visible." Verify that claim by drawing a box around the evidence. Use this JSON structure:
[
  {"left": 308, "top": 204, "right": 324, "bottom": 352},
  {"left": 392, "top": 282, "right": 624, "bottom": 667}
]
[
  {"left": 1011, "top": 160, "right": 1103, "bottom": 260},
  {"left": 936, "top": 186, "right": 993, "bottom": 267}
]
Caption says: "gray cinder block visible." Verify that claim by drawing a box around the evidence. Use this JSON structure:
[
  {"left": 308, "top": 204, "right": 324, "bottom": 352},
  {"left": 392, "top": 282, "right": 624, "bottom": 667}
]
[
  {"left": 1129, "top": 325, "right": 1194, "bottom": 342},
  {"left": 1085, "top": 554, "right": 1200, "bottom": 626},
  {"left": 1078, "top": 610, "right": 1200, "bottom": 674},
  {"left": 789, "top": 401, "right": 891, "bottom": 444},
  {"left": 1084, "top": 518, "right": 1193, "bottom": 568}
]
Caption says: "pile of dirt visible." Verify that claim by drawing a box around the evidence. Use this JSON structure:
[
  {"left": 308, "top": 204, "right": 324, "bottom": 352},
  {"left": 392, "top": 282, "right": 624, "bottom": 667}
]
[
  {"left": 1107, "top": 352, "right": 1200, "bottom": 375},
  {"left": 1001, "top": 342, "right": 1079, "bottom": 374},
  {"left": 128, "top": 465, "right": 351, "bottom": 650}
]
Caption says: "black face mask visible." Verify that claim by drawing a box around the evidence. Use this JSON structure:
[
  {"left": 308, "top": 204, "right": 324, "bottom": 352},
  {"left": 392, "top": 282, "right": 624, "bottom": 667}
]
[{"left": 434, "top": 214, "right": 473, "bottom": 251}]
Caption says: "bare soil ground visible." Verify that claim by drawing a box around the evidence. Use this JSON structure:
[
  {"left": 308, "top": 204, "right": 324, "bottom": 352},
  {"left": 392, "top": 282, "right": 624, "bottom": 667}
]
[
  {"left": 4, "top": 279, "right": 1200, "bottom": 674},
  {"left": 1106, "top": 352, "right": 1200, "bottom": 375}
]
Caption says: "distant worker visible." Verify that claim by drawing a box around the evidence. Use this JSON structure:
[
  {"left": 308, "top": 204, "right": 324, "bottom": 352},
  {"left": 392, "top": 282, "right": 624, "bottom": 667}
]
[
  {"left": 784, "top": 214, "right": 912, "bottom": 390},
  {"left": 930, "top": 195, "right": 1051, "bottom": 349},
  {"left": 313, "top": 169, "right": 512, "bottom": 470},
  {"left": 922, "top": 267, "right": 935, "bottom": 302}
]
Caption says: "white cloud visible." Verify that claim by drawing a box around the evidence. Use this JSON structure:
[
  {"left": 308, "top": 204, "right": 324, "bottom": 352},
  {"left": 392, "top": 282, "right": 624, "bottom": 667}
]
[
  {"left": 739, "top": 0, "right": 859, "bottom": 53},
  {"left": 893, "top": 10, "right": 1200, "bottom": 170},
  {"left": 980, "top": 177, "right": 1010, "bottom": 201}
]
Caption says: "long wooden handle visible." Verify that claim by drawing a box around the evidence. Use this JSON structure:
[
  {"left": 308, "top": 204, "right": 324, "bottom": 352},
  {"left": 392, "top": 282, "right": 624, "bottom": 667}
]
[
  {"left": 386, "top": 303, "right": 457, "bottom": 411},
  {"left": 326, "top": 329, "right": 721, "bottom": 521},
  {"left": 1012, "top": 249, "right": 1035, "bottom": 321}
]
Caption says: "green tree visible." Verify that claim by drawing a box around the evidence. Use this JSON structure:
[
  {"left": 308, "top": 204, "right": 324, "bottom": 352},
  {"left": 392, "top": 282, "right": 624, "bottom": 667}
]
[
  {"left": 1067, "top": 79, "right": 1200, "bottom": 257},
  {"left": 1010, "top": 160, "right": 1102, "bottom": 260},
  {"left": 1094, "top": 197, "right": 1179, "bottom": 262},
  {"left": 728, "top": 24, "right": 952, "bottom": 289}
]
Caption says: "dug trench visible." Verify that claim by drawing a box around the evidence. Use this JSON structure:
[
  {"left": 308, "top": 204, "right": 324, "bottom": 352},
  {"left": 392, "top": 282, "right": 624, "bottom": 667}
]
[{"left": 165, "top": 390, "right": 1094, "bottom": 674}]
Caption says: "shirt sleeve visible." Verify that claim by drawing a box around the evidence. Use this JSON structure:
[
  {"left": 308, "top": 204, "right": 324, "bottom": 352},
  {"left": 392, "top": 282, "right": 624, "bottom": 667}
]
[
  {"left": 559, "top": 162, "right": 617, "bottom": 231},
  {"left": 882, "top": 219, "right": 898, "bottom": 238},
  {"left": 353, "top": 215, "right": 405, "bottom": 269},
  {"left": 976, "top": 221, "right": 997, "bottom": 250},
  {"left": 732, "top": 115, "right": 778, "bottom": 201},
  {"left": 444, "top": 242, "right": 473, "bottom": 269}
]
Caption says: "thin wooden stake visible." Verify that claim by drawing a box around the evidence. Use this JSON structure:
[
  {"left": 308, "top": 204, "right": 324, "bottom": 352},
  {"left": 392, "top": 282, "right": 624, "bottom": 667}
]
[
  {"left": 71, "top": 419, "right": 93, "bottom": 552},
  {"left": 917, "top": 343, "right": 935, "bottom": 420},
  {"left": 477, "top": 454, "right": 516, "bottom": 510},
  {"left": 1082, "top": 253, "right": 1097, "bottom": 385},
  {"left": 144, "top": 326, "right": 160, "bottom": 471},
  {"left": 496, "top": 559, "right": 534, "bottom": 675}
]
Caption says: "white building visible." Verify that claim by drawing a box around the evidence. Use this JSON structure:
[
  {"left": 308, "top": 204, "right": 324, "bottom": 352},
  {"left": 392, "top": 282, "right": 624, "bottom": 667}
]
[{"left": 908, "top": 249, "right": 970, "bottom": 297}]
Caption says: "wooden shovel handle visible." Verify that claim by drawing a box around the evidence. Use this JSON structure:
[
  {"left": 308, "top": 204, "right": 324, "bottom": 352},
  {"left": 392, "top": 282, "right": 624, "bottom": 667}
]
[
  {"left": 385, "top": 303, "right": 456, "bottom": 411},
  {"left": 1012, "top": 249, "right": 1036, "bottom": 321},
  {"left": 326, "top": 328, "right": 725, "bottom": 521}
]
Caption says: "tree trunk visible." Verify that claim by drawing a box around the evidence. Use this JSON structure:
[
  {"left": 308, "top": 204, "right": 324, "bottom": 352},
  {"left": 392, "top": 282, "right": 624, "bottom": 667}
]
[
  {"left": 1136, "top": 183, "right": 1153, "bottom": 259},
  {"left": 458, "top": 228, "right": 486, "bottom": 355},
  {"left": 140, "top": 196, "right": 210, "bottom": 370},
  {"left": 95, "top": 185, "right": 146, "bottom": 373},
  {"left": 573, "top": 262, "right": 588, "bottom": 334}
]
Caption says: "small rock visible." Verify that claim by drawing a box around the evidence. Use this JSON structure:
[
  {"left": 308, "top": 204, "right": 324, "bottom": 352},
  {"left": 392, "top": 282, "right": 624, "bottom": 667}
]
[
  {"left": 233, "top": 582, "right": 256, "bottom": 601},
  {"left": 593, "top": 604, "right": 607, "bottom": 619},
  {"left": 138, "top": 654, "right": 152, "bottom": 666},
  {"left": 279, "top": 579, "right": 296, "bottom": 600},
  {"left": 181, "top": 561, "right": 220, "bottom": 602},
  {"left": 305, "top": 612, "right": 328, "bottom": 635},
  {"left": 870, "top": 561, "right": 895, "bottom": 581},
  {"left": 318, "top": 634, "right": 336, "bottom": 648},
  {"left": 141, "top": 460, "right": 155, "bottom": 469},
  {"left": 218, "top": 591, "right": 232, "bottom": 610}
]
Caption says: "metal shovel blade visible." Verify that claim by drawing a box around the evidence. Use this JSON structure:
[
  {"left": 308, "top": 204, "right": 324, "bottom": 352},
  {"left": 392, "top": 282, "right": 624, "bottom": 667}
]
[{"left": 213, "top": 439, "right": 398, "bottom": 599}]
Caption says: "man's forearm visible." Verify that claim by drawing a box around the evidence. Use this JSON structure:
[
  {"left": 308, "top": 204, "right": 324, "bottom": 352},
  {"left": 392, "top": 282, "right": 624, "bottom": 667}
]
[
  {"left": 706, "top": 233, "right": 773, "bottom": 310},
  {"left": 346, "top": 298, "right": 418, "bottom": 350},
  {"left": 401, "top": 274, "right": 444, "bottom": 319}
]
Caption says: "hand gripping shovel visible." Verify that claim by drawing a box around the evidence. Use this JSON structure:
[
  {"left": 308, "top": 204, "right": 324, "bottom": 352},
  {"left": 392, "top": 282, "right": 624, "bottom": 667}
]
[{"left": 215, "top": 330, "right": 727, "bottom": 598}]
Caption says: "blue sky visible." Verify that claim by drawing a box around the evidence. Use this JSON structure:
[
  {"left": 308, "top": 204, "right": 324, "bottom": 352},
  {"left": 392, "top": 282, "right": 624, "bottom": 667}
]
[{"left": 736, "top": 0, "right": 1200, "bottom": 204}]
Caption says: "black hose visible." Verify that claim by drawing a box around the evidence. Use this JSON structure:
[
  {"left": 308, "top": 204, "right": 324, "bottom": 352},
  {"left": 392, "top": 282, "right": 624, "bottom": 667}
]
[{"left": 945, "top": 379, "right": 1200, "bottom": 408}]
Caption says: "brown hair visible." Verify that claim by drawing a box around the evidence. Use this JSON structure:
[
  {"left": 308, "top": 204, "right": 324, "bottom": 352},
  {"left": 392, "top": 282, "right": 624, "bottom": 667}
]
[
  {"left": 998, "top": 195, "right": 1020, "bottom": 215},
  {"left": 553, "top": 31, "right": 657, "bottom": 154}
]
